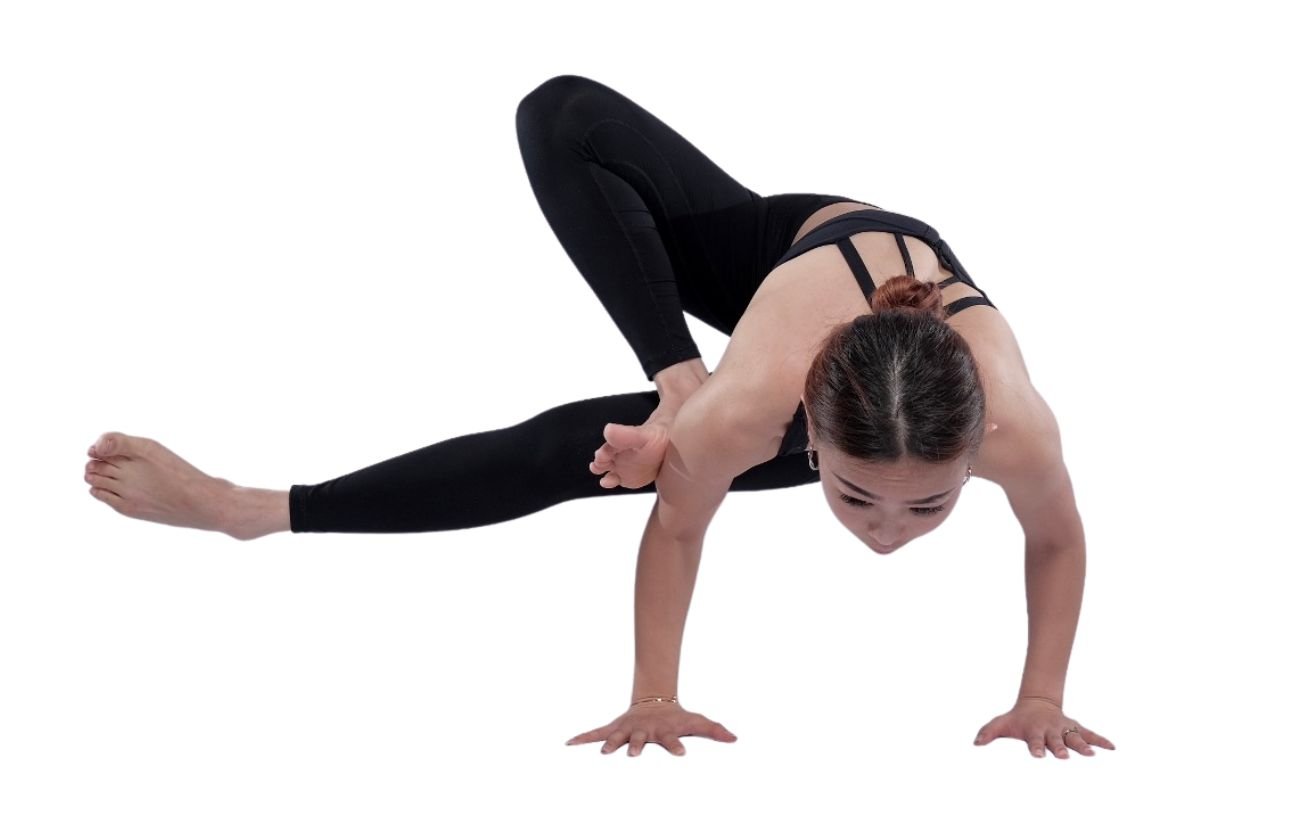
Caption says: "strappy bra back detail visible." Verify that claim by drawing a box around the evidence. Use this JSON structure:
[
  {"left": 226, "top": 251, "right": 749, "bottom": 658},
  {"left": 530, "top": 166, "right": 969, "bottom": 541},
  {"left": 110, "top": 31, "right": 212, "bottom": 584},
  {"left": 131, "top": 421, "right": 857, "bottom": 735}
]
[
  {"left": 771, "top": 206, "right": 998, "bottom": 458},
  {"left": 775, "top": 208, "right": 997, "bottom": 319}
]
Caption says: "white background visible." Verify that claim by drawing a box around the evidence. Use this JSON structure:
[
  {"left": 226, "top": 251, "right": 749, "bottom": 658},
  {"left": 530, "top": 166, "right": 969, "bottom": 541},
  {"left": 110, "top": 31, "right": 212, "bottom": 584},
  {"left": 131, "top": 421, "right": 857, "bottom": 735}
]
[{"left": 3, "top": 1, "right": 1296, "bottom": 814}]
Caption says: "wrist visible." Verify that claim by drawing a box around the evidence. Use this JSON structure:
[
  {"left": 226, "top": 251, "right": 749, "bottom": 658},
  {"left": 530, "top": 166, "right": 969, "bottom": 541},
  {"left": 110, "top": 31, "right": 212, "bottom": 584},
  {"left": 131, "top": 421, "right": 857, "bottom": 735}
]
[
  {"left": 632, "top": 673, "right": 679, "bottom": 703},
  {"left": 630, "top": 694, "right": 679, "bottom": 707},
  {"left": 1017, "top": 694, "right": 1063, "bottom": 709}
]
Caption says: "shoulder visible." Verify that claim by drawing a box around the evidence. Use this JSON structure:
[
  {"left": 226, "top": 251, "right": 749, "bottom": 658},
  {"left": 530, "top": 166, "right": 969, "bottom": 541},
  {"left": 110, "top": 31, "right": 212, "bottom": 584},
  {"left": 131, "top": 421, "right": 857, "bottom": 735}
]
[
  {"left": 668, "top": 375, "right": 762, "bottom": 467},
  {"left": 652, "top": 371, "right": 780, "bottom": 541},
  {"left": 963, "top": 306, "right": 1057, "bottom": 481},
  {"left": 713, "top": 251, "right": 866, "bottom": 447},
  {"left": 964, "top": 319, "right": 1080, "bottom": 541},
  {"left": 975, "top": 384, "right": 1081, "bottom": 546}
]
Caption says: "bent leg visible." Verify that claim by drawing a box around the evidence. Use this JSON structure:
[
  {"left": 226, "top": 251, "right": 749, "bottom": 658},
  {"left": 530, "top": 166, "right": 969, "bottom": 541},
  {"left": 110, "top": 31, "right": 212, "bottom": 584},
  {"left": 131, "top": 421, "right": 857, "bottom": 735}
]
[
  {"left": 289, "top": 390, "right": 818, "bottom": 534},
  {"left": 516, "top": 74, "right": 761, "bottom": 380}
]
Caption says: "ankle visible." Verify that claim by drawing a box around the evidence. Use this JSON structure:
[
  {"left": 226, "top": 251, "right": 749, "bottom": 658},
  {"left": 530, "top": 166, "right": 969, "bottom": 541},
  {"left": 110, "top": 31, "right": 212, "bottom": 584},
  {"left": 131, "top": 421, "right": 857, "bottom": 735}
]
[{"left": 221, "top": 484, "right": 291, "bottom": 541}]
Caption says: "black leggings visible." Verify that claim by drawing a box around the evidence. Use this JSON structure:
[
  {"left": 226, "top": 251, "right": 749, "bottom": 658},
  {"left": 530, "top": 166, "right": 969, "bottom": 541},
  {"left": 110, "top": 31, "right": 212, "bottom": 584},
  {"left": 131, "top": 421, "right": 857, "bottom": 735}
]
[{"left": 288, "top": 74, "right": 863, "bottom": 534}]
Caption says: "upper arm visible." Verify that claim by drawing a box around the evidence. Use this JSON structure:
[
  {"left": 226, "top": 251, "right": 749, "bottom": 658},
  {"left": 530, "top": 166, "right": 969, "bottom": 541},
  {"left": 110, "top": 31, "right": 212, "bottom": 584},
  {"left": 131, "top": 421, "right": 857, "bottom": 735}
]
[
  {"left": 983, "top": 384, "right": 1085, "bottom": 551},
  {"left": 652, "top": 373, "right": 776, "bottom": 542}
]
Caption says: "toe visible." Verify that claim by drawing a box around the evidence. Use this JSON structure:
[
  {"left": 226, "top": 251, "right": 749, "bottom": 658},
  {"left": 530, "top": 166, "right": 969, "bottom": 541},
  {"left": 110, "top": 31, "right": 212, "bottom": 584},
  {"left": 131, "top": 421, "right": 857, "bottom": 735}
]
[
  {"left": 88, "top": 485, "right": 125, "bottom": 509},
  {"left": 91, "top": 433, "right": 114, "bottom": 458},
  {"left": 86, "top": 472, "right": 117, "bottom": 489},
  {"left": 86, "top": 458, "right": 119, "bottom": 475},
  {"left": 92, "top": 431, "right": 131, "bottom": 458}
]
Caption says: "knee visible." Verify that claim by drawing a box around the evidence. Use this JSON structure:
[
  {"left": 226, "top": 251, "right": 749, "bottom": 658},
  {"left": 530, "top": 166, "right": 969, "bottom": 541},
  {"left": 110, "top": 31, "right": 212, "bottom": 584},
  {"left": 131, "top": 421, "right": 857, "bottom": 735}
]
[{"left": 516, "top": 74, "right": 605, "bottom": 144}]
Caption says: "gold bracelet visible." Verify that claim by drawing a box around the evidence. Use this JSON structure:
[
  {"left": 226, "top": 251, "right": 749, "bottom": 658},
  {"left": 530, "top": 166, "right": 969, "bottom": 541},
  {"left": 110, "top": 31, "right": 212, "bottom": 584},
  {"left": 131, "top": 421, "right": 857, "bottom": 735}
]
[{"left": 631, "top": 695, "right": 678, "bottom": 706}]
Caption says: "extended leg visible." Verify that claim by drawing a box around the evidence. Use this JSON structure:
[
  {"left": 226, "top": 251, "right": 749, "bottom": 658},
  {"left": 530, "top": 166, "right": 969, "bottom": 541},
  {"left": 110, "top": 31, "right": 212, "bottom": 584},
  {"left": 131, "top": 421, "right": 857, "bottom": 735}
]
[{"left": 288, "top": 389, "right": 819, "bottom": 535}]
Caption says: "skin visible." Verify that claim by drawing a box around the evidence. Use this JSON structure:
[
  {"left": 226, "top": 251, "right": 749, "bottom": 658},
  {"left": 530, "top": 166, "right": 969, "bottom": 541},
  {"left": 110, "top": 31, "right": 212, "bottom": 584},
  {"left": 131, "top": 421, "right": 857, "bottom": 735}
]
[
  {"left": 810, "top": 446, "right": 975, "bottom": 555},
  {"left": 576, "top": 203, "right": 1114, "bottom": 758},
  {"left": 83, "top": 201, "right": 1115, "bottom": 759},
  {"left": 798, "top": 205, "right": 975, "bottom": 554}
]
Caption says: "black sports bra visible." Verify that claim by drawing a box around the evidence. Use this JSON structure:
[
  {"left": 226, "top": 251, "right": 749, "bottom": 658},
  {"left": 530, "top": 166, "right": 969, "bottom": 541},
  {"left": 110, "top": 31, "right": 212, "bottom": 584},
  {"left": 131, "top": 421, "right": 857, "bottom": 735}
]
[
  {"left": 772, "top": 206, "right": 997, "bottom": 319},
  {"left": 773, "top": 206, "right": 997, "bottom": 457}
]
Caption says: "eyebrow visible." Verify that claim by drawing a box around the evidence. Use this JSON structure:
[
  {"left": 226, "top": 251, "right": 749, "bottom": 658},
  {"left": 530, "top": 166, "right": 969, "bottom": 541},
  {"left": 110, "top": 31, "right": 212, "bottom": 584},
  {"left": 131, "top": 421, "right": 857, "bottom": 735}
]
[{"left": 833, "top": 472, "right": 955, "bottom": 505}]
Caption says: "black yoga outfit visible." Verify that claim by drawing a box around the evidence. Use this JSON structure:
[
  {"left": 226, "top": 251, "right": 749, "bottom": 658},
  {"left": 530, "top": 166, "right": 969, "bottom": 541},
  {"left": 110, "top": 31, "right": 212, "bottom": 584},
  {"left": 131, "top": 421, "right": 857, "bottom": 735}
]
[{"left": 288, "top": 74, "right": 997, "bottom": 534}]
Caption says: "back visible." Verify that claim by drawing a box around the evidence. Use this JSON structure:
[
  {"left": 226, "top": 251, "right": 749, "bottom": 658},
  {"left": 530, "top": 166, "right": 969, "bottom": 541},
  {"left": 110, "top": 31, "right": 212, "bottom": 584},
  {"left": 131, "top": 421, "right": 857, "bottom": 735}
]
[{"left": 768, "top": 208, "right": 1002, "bottom": 456}]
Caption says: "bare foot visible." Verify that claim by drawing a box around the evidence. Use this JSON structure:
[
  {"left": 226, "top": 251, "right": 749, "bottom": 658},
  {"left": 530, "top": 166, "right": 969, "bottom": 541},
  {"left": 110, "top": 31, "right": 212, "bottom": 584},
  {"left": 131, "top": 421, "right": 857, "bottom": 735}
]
[
  {"left": 589, "top": 418, "right": 672, "bottom": 490},
  {"left": 84, "top": 431, "right": 238, "bottom": 538}
]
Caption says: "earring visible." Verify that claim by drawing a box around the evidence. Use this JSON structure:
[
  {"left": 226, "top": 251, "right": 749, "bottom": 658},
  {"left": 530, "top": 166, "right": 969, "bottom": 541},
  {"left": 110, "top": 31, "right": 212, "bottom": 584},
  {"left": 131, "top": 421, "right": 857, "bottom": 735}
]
[
  {"left": 807, "top": 448, "right": 819, "bottom": 471},
  {"left": 964, "top": 463, "right": 972, "bottom": 484}
]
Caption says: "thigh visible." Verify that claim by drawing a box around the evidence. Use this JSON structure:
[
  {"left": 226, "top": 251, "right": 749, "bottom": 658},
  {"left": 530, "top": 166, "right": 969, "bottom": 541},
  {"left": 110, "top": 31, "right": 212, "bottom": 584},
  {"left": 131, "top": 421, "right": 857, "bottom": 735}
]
[
  {"left": 518, "top": 75, "right": 763, "bottom": 333},
  {"left": 519, "top": 75, "right": 759, "bottom": 218}
]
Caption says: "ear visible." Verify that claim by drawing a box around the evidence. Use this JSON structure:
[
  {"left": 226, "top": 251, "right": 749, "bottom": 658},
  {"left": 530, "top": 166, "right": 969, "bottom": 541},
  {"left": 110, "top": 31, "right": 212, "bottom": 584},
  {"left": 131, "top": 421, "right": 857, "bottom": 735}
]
[{"left": 801, "top": 396, "right": 816, "bottom": 446}]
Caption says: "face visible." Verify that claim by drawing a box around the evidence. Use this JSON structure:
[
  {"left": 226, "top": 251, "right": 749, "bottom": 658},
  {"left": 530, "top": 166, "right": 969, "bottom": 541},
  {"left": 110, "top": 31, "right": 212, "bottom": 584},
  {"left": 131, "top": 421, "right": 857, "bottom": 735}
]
[{"left": 809, "top": 435, "right": 970, "bottom": 555}]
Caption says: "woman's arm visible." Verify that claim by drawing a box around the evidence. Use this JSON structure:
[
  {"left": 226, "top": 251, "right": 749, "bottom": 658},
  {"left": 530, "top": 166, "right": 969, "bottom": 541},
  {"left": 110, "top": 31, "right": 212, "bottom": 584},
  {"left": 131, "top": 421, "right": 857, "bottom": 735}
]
[
  {"left": 628, "top": 373, "right": 774, "bottom": 702},
  {"left": 981, "top": 380, "right": 1086, "bottom": 706},
  {"left": 564, "top": 376, "right": 770, "bottom": 756},
  {"left": 970, "top": 383, "right": 1115, "bottom": 757}
]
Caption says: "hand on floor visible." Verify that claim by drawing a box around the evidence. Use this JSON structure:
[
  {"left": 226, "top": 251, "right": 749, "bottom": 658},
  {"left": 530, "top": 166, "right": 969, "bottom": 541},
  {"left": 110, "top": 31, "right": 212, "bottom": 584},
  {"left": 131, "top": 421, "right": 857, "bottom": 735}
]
[{"left": 566, "top": 700, "right": 737, "bottom": 756}]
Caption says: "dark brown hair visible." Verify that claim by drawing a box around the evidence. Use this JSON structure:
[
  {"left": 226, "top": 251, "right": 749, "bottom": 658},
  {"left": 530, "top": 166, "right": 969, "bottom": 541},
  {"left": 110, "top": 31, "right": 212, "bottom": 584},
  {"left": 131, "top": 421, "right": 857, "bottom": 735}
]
[{"left": 802, "top": 275, "right": 987, "bottom": 464}]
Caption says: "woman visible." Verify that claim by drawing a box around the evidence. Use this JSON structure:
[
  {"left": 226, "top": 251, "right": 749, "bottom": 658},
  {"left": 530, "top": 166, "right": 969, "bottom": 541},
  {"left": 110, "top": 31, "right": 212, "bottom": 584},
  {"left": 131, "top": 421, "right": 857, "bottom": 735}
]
[{"left": 83, "top": 74, "right": 1114, "bottom": 761}]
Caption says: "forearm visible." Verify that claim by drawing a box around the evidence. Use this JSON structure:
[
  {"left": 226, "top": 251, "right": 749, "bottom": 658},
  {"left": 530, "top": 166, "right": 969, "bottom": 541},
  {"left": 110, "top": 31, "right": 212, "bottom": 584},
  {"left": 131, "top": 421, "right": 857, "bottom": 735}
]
[
  {"left": 1017, "top": 542, "right": 1087, "bottom": 707},
  {"left": 652, "top": 357, "right": 709, "bottom": 411},
  {"left": 630, "top": 498, "right": 705, "bottom": 701}
]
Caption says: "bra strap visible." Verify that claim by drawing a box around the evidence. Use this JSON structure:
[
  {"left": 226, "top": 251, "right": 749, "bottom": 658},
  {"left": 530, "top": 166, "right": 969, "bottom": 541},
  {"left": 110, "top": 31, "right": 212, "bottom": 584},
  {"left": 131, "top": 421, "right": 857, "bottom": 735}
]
[
  {"left": 945, "top": 296, "right": 995, "bottom": 317},
  {"left": 894, "top": 233, "right": 916, "bottom": 278},
  {"left": 835, "top": 238, "right": 876, "bottom": 300}
]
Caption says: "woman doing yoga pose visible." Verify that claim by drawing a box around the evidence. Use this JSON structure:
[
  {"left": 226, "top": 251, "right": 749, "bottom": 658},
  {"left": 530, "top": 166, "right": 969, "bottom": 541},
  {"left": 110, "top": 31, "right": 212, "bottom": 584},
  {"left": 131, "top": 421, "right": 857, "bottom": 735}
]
[{"left": 83, "top": 74, "right": 1114, "bottom": 761}]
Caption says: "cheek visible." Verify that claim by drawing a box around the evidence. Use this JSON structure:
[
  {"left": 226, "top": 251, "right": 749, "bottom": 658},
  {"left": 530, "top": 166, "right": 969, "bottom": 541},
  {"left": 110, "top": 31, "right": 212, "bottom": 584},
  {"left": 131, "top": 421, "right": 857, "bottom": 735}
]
[
  {"left": 911, "top": 508, "right": 953, "bottom": 533},
  {"left": 821, "top": 491, "right": 855, "bottom": 527}
]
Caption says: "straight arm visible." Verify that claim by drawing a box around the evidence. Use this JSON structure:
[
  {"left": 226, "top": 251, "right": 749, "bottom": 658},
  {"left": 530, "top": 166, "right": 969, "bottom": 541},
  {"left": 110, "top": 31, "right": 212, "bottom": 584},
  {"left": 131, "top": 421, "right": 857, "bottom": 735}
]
[
  {"left": 625, "top": 372, "right": 762, "bottom": 704},
  {"left": 1017, "top": 541, "right": 1086, "bottom": 707},
  {"left": 629, "top": 504, "right": 705, "bottom": 701}
]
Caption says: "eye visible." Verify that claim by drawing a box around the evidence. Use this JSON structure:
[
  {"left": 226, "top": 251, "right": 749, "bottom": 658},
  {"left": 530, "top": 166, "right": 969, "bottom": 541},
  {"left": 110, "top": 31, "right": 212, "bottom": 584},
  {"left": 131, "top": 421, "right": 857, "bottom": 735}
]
[
  {"left": 838, "top": 494, "right": 946, "bottom": 515},
  {"left": 911, "top": 505, "right": 946, "bottom": 515}
]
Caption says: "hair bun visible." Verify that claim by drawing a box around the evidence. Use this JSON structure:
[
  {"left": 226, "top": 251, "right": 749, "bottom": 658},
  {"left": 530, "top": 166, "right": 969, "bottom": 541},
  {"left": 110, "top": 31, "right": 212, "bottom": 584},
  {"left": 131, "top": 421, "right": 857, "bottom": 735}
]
[{"left": 869, "top": 275, "right": 946, "bottom": 321}]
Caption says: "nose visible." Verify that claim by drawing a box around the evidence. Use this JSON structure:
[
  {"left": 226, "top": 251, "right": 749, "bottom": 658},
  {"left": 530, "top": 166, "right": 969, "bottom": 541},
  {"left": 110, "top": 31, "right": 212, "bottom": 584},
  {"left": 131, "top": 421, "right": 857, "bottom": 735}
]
[{"left": 868, "top": 528, "right": 903, "bottom": 550}]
